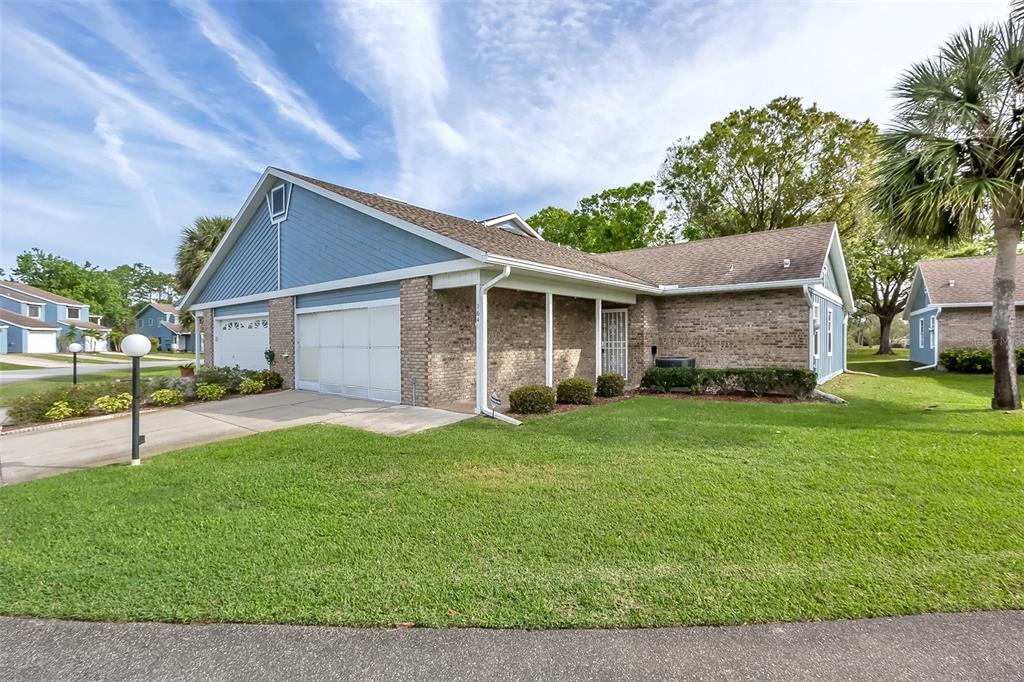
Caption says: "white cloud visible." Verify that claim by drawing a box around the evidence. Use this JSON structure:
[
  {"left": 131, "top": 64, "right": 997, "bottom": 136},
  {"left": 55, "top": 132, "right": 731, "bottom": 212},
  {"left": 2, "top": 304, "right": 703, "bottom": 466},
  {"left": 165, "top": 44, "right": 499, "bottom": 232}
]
[
  {"left": 175, "top": 0, "right": 360, "bottom": 160},
  {"left": 94, "top": 109, "right": 163, "bottom": 224}
]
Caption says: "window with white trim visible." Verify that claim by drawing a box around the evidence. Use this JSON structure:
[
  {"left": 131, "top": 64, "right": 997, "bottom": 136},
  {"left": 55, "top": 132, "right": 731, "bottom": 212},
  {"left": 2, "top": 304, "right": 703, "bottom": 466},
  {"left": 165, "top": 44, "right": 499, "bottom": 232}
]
[
  {"left": 812, "top": 302, "right": 821, "bottom": 359},
  {"left": 918, "top": 318, "right": 925, "bottom": 348},
  {"left": 66, "top": 307, "right": 80, "bottom": 320},
  {"left": 269, "top": 185, "right": 287, "bottom": 220},
  {"left": 27, "top": 304, "right": 41, "bottom": 318},
  {"left": 826, "top": 308, "right": 834, "bottom": 357},
  {"left": 928, "top": 317, "right": 936, "bottom": 349}
]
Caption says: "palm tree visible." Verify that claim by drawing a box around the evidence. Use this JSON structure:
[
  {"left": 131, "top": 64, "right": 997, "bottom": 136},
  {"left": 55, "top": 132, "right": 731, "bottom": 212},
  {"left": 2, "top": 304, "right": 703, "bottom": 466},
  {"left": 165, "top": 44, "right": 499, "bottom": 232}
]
[
  {"left": 174, "top": 216, "right": 232, "bottom": 294},
  {"left": 874, "top": 19, "right": 1023, "bottom": 410}
]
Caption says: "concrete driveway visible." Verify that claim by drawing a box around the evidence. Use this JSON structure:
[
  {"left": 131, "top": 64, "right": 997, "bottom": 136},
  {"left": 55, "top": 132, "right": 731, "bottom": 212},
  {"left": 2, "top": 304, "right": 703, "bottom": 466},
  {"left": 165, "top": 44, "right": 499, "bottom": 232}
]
[{"left": 0, "top": 391, "right": 471, "bottom": 485}]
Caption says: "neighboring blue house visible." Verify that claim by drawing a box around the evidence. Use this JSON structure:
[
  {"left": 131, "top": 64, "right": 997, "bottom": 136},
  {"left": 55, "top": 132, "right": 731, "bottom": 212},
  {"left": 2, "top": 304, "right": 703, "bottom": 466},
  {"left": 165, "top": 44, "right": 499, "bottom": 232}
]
[
  {"left": 0, "top": 281, "right": 109, "bottom": 353},
  {"left": 134, "top": 301, "right": 194, "bottom": 352},
  {"left": 905, "top": 256, "right": 1023, "bottom": 368}
]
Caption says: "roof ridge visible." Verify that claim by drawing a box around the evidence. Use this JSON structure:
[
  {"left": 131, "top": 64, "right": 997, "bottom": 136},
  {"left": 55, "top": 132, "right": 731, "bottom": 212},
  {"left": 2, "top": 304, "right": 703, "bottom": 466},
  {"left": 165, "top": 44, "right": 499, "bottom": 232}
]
[
  {"left": 597, "top": 222, "right": 836, "bottom": 258},
  {"left": 920, "top": 253, "right": 999, "bottom": 263}
]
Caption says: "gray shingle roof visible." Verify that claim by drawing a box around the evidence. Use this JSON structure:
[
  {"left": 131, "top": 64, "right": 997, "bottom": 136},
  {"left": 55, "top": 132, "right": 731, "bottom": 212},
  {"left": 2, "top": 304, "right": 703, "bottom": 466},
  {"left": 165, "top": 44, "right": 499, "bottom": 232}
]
[
  {"left": 592, "top": 223, "right": 836, "bottom": 288},
  {"left": 148, "top": 301, "right": 179, "bottom": 314},
  {"left": 60, "top": 319, "right": 109, "bottom": 331},
  {"left": 920, "top": 255, "right": 1024, "bottom": 306},
  {"left": 0, "top": 309, "right": 59, "bottom": 329},
  {"left": 0, "top": 281, "right": 85, "bottom": 306},
  {"left": 160, "top": 321, "right": 189, "bottom": 334}
]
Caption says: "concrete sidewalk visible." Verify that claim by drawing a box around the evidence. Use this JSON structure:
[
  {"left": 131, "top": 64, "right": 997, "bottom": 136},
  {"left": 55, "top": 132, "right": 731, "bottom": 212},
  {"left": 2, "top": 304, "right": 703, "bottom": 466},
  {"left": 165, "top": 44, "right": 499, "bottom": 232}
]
[
  {"left": 1, "top": 611, "right": 1020, "bottom": 681},
  {"left": 0, "top": 391, "right": 471, "bottom": 485}
]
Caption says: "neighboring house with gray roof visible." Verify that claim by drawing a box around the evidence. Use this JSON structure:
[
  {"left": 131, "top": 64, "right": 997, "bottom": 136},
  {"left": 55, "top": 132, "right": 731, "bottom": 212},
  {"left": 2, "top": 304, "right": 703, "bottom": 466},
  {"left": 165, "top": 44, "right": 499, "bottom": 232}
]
[
  {"left": 178, "top": 167, "right": 854, "bottom": 415},
  {"left": 904, "top": 255, "right": 1024, "bottom": 367},
  {"left": 0, "top": 281, "right": 109, "bottom": 353},
  {"left": 134, "top": 301, "right": 195, "bottom": 352}
]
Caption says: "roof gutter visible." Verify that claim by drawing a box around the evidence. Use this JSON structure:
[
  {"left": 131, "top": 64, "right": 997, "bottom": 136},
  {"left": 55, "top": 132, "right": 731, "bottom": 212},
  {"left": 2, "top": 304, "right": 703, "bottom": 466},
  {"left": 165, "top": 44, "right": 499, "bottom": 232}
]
[
  {"left": 664, "top": 277, "right": 822, "bottom": 296},
  {"left": 484, "top": 254, "right": 660, "bottom": 294},
  {"left": 475, "top": 265, "right": 521, "bottom": 426}
]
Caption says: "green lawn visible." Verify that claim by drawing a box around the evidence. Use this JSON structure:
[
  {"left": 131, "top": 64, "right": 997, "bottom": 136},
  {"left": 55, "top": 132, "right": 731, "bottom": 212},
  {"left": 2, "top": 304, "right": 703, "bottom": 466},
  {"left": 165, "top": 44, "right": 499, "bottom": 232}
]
[
  {"left": 0, "top": 348, "right": 1021, "bottom": 628},
  {"left": 21, "top": 353, "right": 118, "bottom": 365},
  {"left": 96, "top": 352, "right": 194, "bottom": 363},
  {"left": 0, "top": 361, "right": 36, "bottom": 371},
  {"left": 0, "top": 366, "right": 181, "bottom": 406}
]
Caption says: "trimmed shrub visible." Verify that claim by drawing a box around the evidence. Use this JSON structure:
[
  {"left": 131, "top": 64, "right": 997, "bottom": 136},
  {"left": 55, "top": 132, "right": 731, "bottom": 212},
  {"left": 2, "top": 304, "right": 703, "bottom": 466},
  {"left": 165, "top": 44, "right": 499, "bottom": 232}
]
[
  {"left": 44, "top": 401, "right": 80, "bottom": 421},
  {"left": 196, "top": 383, "right": 227, "bottom": 401},
  {"left": 150, "top": 388, "right": 184, "bottom": 407},
  {"left": 595, "top": 372, "right": 626, "bottom": 398},
  {"left": 640, "top": 367, "right": 697, "bottom": 393},
  {"left": 509, "top": 384, "right": 556, "bottom": 414},
  {"left": 238, "top": 377, "right": 265, "bottom": 395},
  {"left": 254, "top": 370, "right": 283, "bottom": 390},
  {"left": 149, "top": 337, "right": 161, "bottom": 353},
  {"left": 94, "top": 393, "right": 133, "bottom": 414},
  {"left": 9, "top": 384, "right": 111, "bottom": 424},
  {"left": 195, "top": 366, "right": 253, "bottom": 393},
  {"left": 556, "top": 377, "right": 594, "bottom": 405},
  {"left": 940, "top": 346, "right": 1024, "bottom": 374},
  {"left": 640, "top": 366, "right": 817, "bottom": 399}
]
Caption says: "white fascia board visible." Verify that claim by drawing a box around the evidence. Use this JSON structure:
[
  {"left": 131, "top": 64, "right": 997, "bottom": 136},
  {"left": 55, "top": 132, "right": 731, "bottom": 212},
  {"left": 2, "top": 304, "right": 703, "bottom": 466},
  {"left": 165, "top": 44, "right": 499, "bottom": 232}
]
[
  {"left": 906, "top": 305, "right": 940, "bottom": 318},
  {"left": 809, "top": 284, "right": 843, "bottom": 305},
  {"left": 825, "top": 226, "right": 856, "bottom": 311},
  {"left": 178, "top": 168, "right": 277, "bottom": 310},
  {"left": 3, "top": 321, "right": 58, "bottom": 331},
  {"left": 482, "top": 213, "right": 544, "bottom": 240},
  {"left": 212, "top": 311, "right": 269, "bottom": 320},
  {"left": 188, "top": 258, "right": 480, "bottom": 311},
  {"left": 660, "top": 277, "right": 821, "bottom": 296},
  {"left": 938, "top": 301, "right": 1024, "bottom": 308},
  {"left": 494, "top": 271, "right": 637, "bottom": 304},
  {"left": 484, "top": 254, "right": 660, "bottom": 295},
  {"left": 0, "top": 290, "right": 48, "bottom": 305}
]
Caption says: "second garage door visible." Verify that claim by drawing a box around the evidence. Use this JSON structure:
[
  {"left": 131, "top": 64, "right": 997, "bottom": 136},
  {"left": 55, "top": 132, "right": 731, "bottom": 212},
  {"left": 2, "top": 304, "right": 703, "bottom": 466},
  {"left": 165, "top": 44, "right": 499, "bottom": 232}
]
[
  {"left": 296, "top": 302, "right": 401, "bottom": 403},
  {"left": 213, "top": 315, "right": 269, "bottom": 370}
]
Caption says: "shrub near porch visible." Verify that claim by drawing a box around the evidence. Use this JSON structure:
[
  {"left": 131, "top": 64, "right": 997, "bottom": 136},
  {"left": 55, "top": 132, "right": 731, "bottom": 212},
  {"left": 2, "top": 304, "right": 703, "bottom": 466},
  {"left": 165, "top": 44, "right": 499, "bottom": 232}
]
[{"left": 0, "top": 348, "right": 1021, "bottom": 628}]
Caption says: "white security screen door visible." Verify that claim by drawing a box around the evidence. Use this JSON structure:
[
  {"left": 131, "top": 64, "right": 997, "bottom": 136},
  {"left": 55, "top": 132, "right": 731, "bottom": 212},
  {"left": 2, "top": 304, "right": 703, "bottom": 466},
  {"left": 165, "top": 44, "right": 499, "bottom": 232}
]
[{"left": 601, "top": 309, "right": 628, "bottom": 378}]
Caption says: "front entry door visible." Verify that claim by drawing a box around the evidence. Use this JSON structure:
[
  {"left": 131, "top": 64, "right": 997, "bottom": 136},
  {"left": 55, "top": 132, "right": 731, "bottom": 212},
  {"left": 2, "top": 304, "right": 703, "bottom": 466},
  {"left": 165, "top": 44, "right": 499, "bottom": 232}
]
[{"left": 601, "top": 309, "right": 628, "bottom": 379}]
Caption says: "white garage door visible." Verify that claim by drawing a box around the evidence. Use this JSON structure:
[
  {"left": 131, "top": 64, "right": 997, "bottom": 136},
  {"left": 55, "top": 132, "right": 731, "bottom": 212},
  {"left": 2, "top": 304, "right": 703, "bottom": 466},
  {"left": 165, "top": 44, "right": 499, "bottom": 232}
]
[
  {"left": 296, "top": 301, "right": 401, "bottom": 402},
  {"left": 213, "top": 315, "right": 269, "bottom": 370},
  {"left": 26, "top": 331, "right": 56, "bottom": 353}
]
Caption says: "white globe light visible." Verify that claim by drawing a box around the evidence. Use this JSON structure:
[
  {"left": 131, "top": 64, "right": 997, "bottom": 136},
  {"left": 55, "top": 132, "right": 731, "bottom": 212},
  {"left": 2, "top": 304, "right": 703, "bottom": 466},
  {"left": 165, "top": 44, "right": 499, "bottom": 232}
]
[
  {"left": 121, "top": 334, "right": 151, "bottom": 358},
  {"left": 68, "top": 342, "right": 83, "bottom": 354}
]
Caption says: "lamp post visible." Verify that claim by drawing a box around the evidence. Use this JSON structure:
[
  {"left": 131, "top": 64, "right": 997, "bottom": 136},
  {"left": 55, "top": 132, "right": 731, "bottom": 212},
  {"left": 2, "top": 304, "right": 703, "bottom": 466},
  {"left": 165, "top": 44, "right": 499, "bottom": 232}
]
[
  {"left": 121, "top": 334, "right": 151, "bottom": 466},
  {"left": 68, "top": 342, "right": 83, "bottom": 385}
]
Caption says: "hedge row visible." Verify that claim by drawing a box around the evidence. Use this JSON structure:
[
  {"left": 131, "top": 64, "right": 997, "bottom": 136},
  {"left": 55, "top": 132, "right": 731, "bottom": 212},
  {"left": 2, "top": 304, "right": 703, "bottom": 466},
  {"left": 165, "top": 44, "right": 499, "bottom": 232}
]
[
  {"left": 509, "top": 373, "right": 629, "bottom": 414},
  {"left": 640, "top": 366, "right": 818, "bottom": 398},
  {"left": 938, "top": 347, "right": 1024, "bottom": 374}
]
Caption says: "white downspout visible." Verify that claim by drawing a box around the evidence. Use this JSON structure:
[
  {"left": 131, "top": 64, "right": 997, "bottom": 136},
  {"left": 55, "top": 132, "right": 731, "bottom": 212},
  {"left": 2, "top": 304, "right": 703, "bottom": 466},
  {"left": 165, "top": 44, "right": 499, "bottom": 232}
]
[
  {"left": 802, "top": 285, "right": 815, "bottom": 378},
  {"left": 914, "top": 307, "right": 942, "bottom": 371},
  {"left": 194, "top": 312, "right": 201, "bottom": 367},
  {"left": 476, "top": 266, "right": 521, "bottom": 425}
]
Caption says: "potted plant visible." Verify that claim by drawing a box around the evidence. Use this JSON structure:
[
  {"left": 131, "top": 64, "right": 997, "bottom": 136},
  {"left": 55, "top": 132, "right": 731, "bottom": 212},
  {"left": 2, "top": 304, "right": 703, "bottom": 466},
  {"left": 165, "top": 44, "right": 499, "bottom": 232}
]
[{"left": 179, "top": 362, "right": 195, "bottom": 377}]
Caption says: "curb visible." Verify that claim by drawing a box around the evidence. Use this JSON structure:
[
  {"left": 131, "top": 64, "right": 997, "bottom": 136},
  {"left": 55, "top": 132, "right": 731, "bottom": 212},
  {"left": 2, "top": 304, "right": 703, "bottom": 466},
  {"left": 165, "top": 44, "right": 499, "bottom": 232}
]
[{"left": 0, "top": 409, "right": 162, "bottom": 436}]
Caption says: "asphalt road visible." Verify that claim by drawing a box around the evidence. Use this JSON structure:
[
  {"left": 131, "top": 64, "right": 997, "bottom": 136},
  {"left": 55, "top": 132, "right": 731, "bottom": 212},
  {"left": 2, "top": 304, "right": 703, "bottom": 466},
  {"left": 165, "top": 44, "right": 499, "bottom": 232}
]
[
  {"left": 0, "top": 360, "right": 182, "bottom": 384},
  {"left": 1, "top": 610, "right": 1021, "bottom": 681}
]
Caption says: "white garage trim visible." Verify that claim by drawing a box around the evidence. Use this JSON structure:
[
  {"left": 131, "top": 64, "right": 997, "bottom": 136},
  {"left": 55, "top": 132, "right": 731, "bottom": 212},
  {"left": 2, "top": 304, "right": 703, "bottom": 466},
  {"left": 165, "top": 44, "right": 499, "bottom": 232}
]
[
  {"left": 212, "top": 314, "right": 270, "bottom": 370},
  {"left": 215, "top": 312, "right": 269, "bottom": 321},
  {"left": 295, "top": 297, "right": 400, "bottom": 315}
]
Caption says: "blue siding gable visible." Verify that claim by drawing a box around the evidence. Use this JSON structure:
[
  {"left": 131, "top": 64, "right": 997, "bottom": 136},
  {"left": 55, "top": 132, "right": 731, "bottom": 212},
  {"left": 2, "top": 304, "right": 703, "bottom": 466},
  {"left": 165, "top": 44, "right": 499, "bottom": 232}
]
[
  {"left": 193, "top": 185, "right": 464, "bottom": 306},
  {"left": 909, "top": 273, "right": 930, "bottom": 312},
  {"left": 908, "top": 310, "right": 938, "bottom": 365}
]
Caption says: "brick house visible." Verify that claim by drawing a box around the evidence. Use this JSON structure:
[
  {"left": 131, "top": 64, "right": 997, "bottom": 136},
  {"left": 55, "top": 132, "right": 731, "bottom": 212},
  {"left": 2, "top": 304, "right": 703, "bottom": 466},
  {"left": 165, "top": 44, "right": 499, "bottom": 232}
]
[
  {"left": 905, "top": 255, "right": 1024, "bottom": 367},
  {"left": 178, "top": 168, "right": 854, "bottom": 415}
]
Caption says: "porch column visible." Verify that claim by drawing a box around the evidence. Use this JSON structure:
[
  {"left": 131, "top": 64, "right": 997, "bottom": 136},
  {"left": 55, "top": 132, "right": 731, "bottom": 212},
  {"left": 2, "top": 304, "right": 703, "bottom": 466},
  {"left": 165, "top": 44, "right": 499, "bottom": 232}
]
[
  {"left": 545, "top": 292, "right": 553, "bottom": 386},
  {"left": 194, "top": 313, "right": 201, "bottom": 366},
  {"left": 595, "top": 298, "right": 602, "bottom": 378}
]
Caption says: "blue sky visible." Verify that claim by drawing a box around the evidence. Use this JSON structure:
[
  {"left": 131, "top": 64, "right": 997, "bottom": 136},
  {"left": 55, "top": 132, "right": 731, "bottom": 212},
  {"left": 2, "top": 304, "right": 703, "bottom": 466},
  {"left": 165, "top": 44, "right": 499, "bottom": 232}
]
[{"left": 0, "top": 0, "right": 1010, "bottom": 274}]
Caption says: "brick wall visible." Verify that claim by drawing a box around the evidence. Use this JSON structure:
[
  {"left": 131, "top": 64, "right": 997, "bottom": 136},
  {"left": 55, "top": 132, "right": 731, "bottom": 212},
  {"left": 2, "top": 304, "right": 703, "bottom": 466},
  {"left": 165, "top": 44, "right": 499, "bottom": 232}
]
[
  {"left": 486, "top": 288, "right": 546, "bottom": 405},
  {"left": 200, "top": 312, "right": 214, "bottom": 370},
  {"left": 400, "top": 278, "right": 430, "bottom": 406},
  {"left": 267, "top": 296, "right": 295, "bottom": 388},
  {"left": 552, "top": 296, "right": 597, "bottom": 384},
  {"left": 653, "top": 290, "right": 808, "bottom": 370},
  {"left": 938, "top": 307, "right": 1024, "bottom": 351},
  {"left": 627, "top": 295, "right": 657, "bottom": 385}
]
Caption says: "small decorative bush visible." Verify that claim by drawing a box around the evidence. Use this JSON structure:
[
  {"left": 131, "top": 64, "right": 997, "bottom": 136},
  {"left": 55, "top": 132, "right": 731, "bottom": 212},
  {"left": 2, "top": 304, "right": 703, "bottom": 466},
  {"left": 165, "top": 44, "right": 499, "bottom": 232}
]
[
  {"left": 149, "top": 337, "right": 161, "bottom": 353},
  {"left": 254, "top": 370, "right": 283, "bottom": 390},
  {"left": 595, "top": 372, "right": 626, "bottom": 398},
  {"left": 640, "top": 367, "right": 817, "bottom": 399},
  {"left": 196, "top": 383, "right": 227, "bottom": 401},
  {"left": 94, "top": 393, "right": 133, "bottom": 413},
  {"left": 150, "top": 388, "right": 184, "bottom": 406},
  {"left": 556, "top": 377, "right": 594, "bottom": 405},
  {"left": 9, "top": 384, "right": 110, "bottom": 424},
  {"left": 238, "top": 377, "right": 265, "bottom": 395},
  {"left": 195, "top": 366, "right": 253, "bottom": 393},
  {"left": 44, "top": 401, "right": 79, "bottom": 421},
  {"left": 509, "top": 384, "right": 556, "bottom": 414},
  {"left": 940, "top": 347, "right": 1024, "bottom": 374}
]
